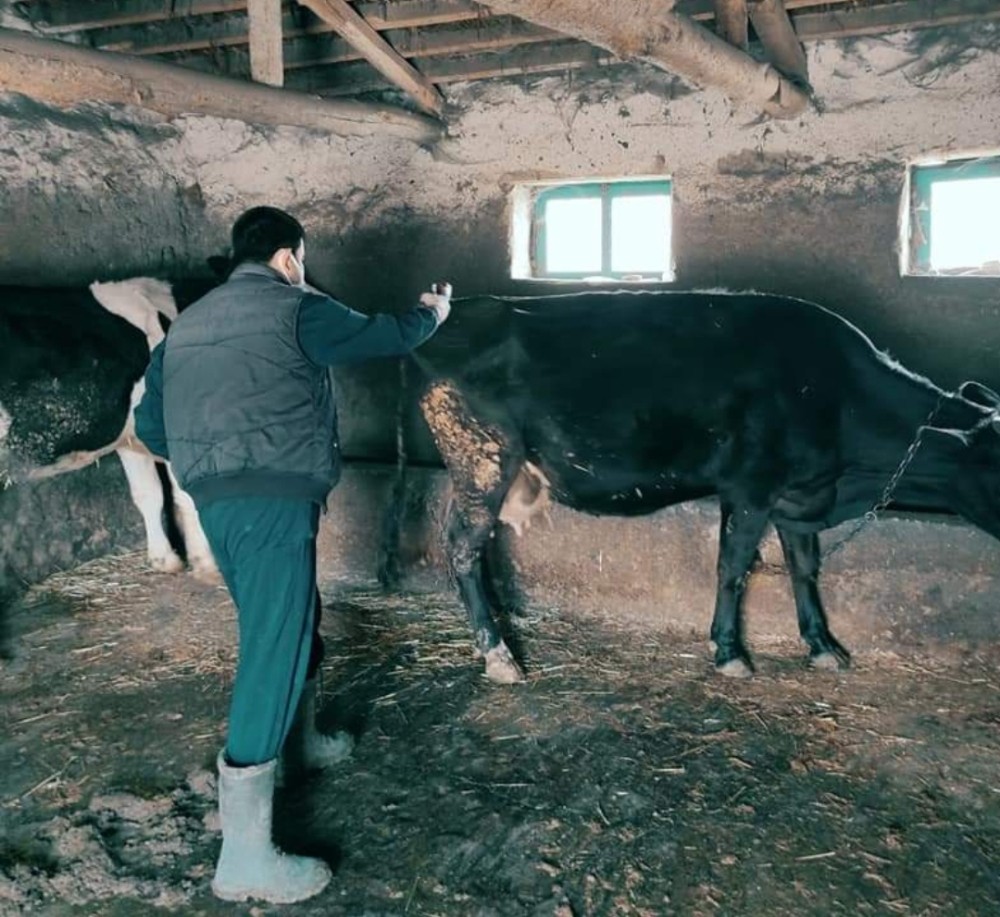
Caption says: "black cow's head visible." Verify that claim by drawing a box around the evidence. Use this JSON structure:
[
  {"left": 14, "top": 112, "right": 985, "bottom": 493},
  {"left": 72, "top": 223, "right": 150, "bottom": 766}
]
[{"left": 923, "top": 381, "right": 1000, "bottom": 538}]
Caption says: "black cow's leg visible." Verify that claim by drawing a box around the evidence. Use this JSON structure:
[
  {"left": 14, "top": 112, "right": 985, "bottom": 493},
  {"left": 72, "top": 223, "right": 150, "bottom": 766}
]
[
  {"left": 445, "top": 501, "right": 525, "bottom": 684},
  {"left": 710, "top": 501, "right": 769, "bottom": 677},
  {"left": 774, "top": 526, "right": 851, "bottom": 671}
]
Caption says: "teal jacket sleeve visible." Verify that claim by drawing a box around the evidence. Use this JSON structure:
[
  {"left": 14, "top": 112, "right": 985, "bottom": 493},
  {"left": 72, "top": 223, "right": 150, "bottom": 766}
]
[
  {"left": 296, "top": 292, "right": 440, "bottom": 366},
  {"left": 134, "top": 342, "right": 169, "bottom": 460}
]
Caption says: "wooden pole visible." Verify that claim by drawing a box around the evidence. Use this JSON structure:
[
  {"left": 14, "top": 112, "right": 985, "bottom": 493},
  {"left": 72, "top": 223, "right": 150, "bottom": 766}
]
[
  {"left": 248, "top": 0, "right": 285, "bottom": 86},
  {"left": 713, "top": 0, "right": 749, "bottom": 50},
  {"left": 747, "top": 0, "right": 808, "bottom": 83},
  {"left": 0, "top": 27, "right": 442, "bottom": 143}
]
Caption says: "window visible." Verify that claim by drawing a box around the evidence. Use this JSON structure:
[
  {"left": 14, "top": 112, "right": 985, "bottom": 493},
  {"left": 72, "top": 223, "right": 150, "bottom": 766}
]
[
  {"left": 904, "top": 155, "right": 1000, "bottom": 277},
  {"left": 511, "top": 179, "right": 673, "bottom": 282}
]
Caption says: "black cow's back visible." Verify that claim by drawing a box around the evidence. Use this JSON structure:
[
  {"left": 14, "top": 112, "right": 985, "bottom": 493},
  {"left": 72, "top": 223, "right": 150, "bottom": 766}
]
[{"left": 415, "top": 291, "right": 873, "bottom": 516}]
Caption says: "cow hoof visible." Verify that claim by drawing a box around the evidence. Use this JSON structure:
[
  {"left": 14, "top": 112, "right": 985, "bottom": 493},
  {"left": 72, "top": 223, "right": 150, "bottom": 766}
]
[
  {"left": 810, "top": 652, "right": 848, "bottom": 672},
  {"left": 484, "top": 642, "right": 525, "bottom": 684},
  {"left": 150, "top": 552, "right": 185, "bottom": 574},
  {"left": 716, "top": 658, "right": 754, "bottom": 679}
]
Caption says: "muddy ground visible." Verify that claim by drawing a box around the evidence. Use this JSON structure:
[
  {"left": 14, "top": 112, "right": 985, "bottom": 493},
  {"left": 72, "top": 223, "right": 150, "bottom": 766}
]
[{"left": 2, "top": 553, "right": 1000, "bottom": 916}]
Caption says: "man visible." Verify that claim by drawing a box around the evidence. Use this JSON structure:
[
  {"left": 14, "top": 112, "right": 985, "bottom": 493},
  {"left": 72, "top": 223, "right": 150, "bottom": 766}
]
[{"left": 135, "top": 206, "right": 451, "bottom": 904}]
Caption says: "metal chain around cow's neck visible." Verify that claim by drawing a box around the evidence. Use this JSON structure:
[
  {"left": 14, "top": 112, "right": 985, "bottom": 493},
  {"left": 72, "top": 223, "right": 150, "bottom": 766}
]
[
  {"left": 818, "top": 392, "right": 948, "bottom": 561},
  {"left": 750, "top": 392, "right": 949, "bottom": 575}
]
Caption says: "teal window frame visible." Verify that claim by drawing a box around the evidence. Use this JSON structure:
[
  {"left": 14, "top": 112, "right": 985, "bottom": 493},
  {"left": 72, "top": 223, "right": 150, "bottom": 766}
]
[
  {"left": 909, "top": 156, "right": 1000, "bottom": 276},
  {"left": 532, "top": 179, "right": 673, "bottom": 281}
]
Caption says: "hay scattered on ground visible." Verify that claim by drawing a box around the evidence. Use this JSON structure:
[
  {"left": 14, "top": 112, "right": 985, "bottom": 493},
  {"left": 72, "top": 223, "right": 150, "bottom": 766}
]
[{"left": 2, "top": 552, "right": 1000, "bottom": 915}]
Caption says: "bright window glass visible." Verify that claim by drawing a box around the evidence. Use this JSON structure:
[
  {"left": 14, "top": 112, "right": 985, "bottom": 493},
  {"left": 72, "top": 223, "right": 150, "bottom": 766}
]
[
  {"left": 907, "top": 157, "right": 1000, "bottom": 277},
  {"left": 544, "top": 196, "right": 602, "bottom": 274},
  {"left": 532, "top": 179, "right": 673, "bottom": 281},
  {"left": 610, "top": 193, "right": 672, "bottom": 275}
]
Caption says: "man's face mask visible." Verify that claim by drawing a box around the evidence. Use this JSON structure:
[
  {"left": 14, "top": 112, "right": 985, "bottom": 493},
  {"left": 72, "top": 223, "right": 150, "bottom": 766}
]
[
  {"left": 277, "top": 244, "right": 306, "bottom": 289},
  {"left": 288, "top": 253, "right": 306, "bottom": 289}
]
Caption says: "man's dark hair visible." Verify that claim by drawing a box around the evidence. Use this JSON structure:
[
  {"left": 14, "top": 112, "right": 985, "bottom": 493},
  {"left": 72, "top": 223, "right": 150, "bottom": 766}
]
[{"left": 231, "top": 206, "right": 305, "bottom": 265}]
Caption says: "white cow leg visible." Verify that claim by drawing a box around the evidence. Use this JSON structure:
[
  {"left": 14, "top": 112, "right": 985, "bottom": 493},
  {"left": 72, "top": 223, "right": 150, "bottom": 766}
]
[
  {"left": 117, "top": 449, "right": 184, "bottom": 574},
  {"left": 166, "top": 465, "right": 220, "bottom": 582}
]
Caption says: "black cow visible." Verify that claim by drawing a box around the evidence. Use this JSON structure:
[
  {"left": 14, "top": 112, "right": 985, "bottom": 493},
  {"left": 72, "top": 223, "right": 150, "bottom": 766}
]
[
  {"left": 0, "top": 277, "right": 218, "bottom": 579},
  {"left": 408, "top": 290, "right": 1000, "bottom": 683}
]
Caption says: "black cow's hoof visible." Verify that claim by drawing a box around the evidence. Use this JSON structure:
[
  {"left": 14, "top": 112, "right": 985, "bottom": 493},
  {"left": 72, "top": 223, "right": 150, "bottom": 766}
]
[
  {"left": 484, "top": 641, "right": 525, "bottom": 684},
  {"left": 809, "top": 650, "right": 850, "bottom": 672},
  {"left": 716, "top": 657, "right": 754, "bottom": 679}
]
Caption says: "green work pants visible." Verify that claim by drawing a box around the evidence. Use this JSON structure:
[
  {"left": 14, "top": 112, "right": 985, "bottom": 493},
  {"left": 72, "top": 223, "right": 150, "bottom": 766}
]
[{"left": 197, "top": 497, "right": 325, "bottom": 767}]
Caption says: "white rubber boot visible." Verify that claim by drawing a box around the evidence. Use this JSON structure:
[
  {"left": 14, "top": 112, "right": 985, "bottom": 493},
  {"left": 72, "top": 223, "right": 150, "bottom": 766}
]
[
  {"left": 211, "top": 751, "right": 331, "bottom": 903},
  {"left": 279, "top": 678, "right": 354, "bottom": 786}
]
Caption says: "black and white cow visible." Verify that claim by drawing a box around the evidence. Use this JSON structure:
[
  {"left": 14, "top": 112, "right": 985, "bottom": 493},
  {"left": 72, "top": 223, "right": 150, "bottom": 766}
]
[
  {"left": 407, "top": 290, "right": 1000, "bottom": 683},
  {"left": 0, "top": 278, "right": 216, "bottom": 578}
]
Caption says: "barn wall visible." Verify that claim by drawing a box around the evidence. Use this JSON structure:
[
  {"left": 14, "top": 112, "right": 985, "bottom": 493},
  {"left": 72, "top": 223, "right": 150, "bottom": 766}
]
[{"left": 2, "top": 23, "right": 1000, "bottom": 646}]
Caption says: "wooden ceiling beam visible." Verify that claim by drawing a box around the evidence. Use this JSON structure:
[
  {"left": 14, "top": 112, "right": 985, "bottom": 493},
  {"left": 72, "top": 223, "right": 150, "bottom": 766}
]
[
  {"left": 247, "top": 0, "right": 284, "bottom": 84},
  {"left": 476, "top": 0, "right": 808, "bottom": 118},
  {"left": 748, "top": 0, "right": 808, "bottom": 83},
  {"left": 0, "top": 26, "right": 442, "bottom": 141},
  {"left": 713, "top": 0, "right": 748, "bottom": 50},
  {"left": 295, "top": 0, "right": 444, "bottom": 116}
]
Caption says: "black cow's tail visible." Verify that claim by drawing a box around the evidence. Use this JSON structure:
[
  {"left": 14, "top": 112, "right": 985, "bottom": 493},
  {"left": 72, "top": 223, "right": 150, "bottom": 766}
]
[{"left": 377, "top": 358, "right": 409, "bottom": 590}]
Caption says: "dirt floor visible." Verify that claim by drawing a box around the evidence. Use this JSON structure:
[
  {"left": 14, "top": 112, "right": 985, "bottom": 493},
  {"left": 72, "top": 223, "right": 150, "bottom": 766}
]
[{"left": 2, "top": 554, "right": 1000, "bottom": 916}]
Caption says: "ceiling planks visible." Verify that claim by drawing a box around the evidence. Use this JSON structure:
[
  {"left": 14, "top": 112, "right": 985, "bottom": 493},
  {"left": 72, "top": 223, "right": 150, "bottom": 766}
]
[{"left": 8, "top": 0, "right": 999, "bottom": 116}]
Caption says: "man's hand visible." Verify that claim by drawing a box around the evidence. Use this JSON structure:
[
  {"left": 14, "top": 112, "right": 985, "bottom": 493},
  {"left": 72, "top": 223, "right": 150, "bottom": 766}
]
[{"left": 420, "top": 281, "right": 453, "bottom": 324}]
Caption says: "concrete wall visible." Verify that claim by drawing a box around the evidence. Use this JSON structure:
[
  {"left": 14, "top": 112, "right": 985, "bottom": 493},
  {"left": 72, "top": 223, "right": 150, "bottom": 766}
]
[{"left": 2, "top": 23, "right": 1000, "bottom": 647}]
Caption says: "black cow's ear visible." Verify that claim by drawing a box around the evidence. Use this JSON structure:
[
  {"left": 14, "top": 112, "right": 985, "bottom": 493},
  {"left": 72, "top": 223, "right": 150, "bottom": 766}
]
[
  {"left": 958, "top": 381, "right": 1000, "bottom": 408},
  {"left": 922, "top": 426, "right": 971, "bottom": 449}
]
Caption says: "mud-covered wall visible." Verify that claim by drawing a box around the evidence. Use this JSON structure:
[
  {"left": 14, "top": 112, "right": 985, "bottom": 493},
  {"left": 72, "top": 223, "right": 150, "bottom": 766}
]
[{"left": 2, "top": 23, "right": 1000, "bottom": 635}]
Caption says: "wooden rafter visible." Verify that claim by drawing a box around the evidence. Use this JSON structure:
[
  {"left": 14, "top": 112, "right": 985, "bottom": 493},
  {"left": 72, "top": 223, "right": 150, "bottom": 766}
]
[
  {"left": 713, "top": 0, "right": 748, "bottom": 50},
  {"left": 748, "top": 0, "right": 808, "bottom": 83},
  {"left": 295, "top": 0, "right": 444, "bottom": 116},
  {"left": 247, "top": 0, "right": 284, "bottom": 85},
  {"left": 473, "top": 0, "right": 809, "bottom": 118},
  {"left": 0, "top": 26, "right": 442, "bottom": 142}
]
